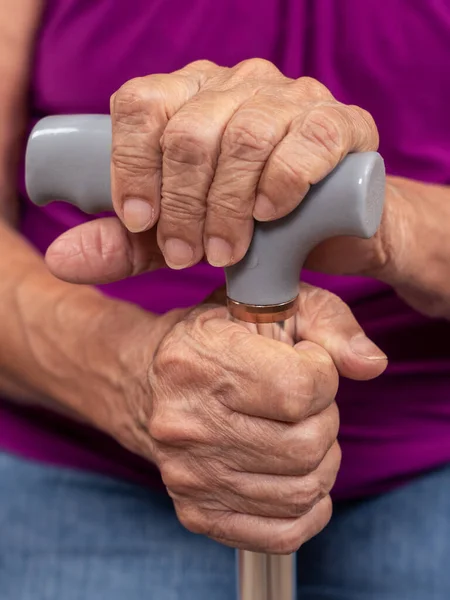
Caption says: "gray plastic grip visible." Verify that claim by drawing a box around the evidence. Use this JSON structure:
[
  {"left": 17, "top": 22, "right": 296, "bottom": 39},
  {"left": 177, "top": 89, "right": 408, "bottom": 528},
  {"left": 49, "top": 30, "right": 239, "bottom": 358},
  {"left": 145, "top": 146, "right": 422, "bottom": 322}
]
[
  {"left": 226, "top": 152, "right": 385, "bottom": 305},
  {"left": 25, "top": 115, "right": 385, "bottom": 306},
  {"left": 26, "top": 115, "right": 112, "bottom": 215}
]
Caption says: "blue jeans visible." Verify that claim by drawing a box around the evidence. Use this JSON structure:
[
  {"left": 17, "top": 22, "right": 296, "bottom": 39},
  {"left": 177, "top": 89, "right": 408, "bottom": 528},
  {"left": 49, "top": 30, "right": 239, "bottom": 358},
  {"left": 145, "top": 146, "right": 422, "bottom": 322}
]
[{"left": 1, "top": 451, "right": 449, "bottom": 600}]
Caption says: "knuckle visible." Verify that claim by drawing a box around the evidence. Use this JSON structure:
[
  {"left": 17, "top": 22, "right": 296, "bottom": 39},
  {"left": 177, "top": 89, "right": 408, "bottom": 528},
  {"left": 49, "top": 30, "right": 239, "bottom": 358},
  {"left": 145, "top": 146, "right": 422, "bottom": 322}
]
[
  {"left": 161, "top": 119, "right": 216, "bottom": 167},
  {"left": 284, "top": 492, "right": 315, "bottom": 518},
  {"left": 207, "top": 190, "right": 252, "bottom": 221},
  {"left": 235, "top": 58, "right": 281, "bottom": 79},
  {"left": 208, "top": 198, "right": 252, "bottom": 224},
  {"left": 207, "top": 513, "right": 237, "bottom": 542},
  {"left": 268, "top": 148, "right": 310, "bottom": 191},
  {"left": 272, "top": 496, "right": 333, "bottom": 553},
  {"left": 147, "top": 416, "right": 173, "bottom": 445},
  {"left": 300, "top": 105, "right": 346, "bottom": 156},
  {"left": 187, "top": 59, "right": 217, "bottom": 71},
  {"left": 327, "top": 401, "right": 340, "bottom": 428},
  {"left": 300, "top": 496, "right": 333, "bottom": 547},
  {"left": 147, "top": 414, "right": 181, "bottom": 445},
  {"left": 152, "top": 335, "right": 191, "bottom": 381},
  {"left": 317, "top": 495, "right": 333, "bottom": 530},
  {"left": 222, "top": 118, "right": 278, "bottom": 161},
  {"left": 350, "top": 104, "right": 379, "bottom": 139},
  {"left": 293, "top": 77, "right": 333, "bottom": 100},
  {"left": 148, "top": 412, "right": 200, "bottom": 446},
  {"left": 149, "top": 323, "right": 206, "bottom": 393},
  {"left": 111, "top": 145, "right": 153, "bottom": 177},
  {"left": 160, "top": 460, "right": 199, "bottom": 495},
  {"left": 298, "top": 483, "right": 324, "bottom": 511},
  {"left": 276, "top": 393, "right": 307, "bottom": 423},
  {"left": 112, "top": 77, "right": 151, "bottom": 125},
  {"left": 109, "top": 91, "right": 116, "bottom": 113},
  {"left": 175, "top": 502, "right": 207, "bottom": 535},
  {"left": 310, "top": 346, "right": 337, "bottom": 383},
  {"left": 329, "top": 441, "right": 343, "bottom": 473},
  {"left": 268, "top": 527, "right": 303, "bottom": 555},
  {"left": 111, "top": 78, "right": 162, "bottom": 177},
  {"left": 160, "top": 189, "right": 206, "bottom": 221},
  {"left": 272, "top": 365, "right": 315, "bottom": 422},
  {"left": 302, "top": 441, "right": 325, "bottom": 474},
  {"left": 180, "top": 59, "right": 218, "bottom": 79},
  {"left": 290, "top": 476, "right": 328, "bottom": 514},
  {"left": 291, "top": 423, "right": 329, "bottom": 473}
]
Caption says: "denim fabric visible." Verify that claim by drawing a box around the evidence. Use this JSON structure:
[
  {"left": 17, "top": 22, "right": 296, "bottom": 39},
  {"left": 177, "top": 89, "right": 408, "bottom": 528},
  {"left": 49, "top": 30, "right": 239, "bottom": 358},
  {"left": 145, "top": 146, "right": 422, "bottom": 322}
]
[{"left": 1, "top": 451, "right": 449, "bottom": 600}]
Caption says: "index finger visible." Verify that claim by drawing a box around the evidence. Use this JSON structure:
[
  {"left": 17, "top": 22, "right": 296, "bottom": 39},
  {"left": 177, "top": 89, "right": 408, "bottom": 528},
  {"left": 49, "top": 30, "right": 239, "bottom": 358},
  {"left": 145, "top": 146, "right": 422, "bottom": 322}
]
[
  {"left": 110, "top": 62, "right": 214, "bottom": 234},
  {"left": 200, "top": 316, "right": 337, "bottom": 423}
]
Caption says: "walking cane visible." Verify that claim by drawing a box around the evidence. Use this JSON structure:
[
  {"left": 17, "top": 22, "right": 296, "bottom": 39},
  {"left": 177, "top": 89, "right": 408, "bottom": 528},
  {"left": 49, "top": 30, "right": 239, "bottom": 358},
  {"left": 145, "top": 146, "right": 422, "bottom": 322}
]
[{"left": 25, "top": 115, "right": 385, "bottom": 600}]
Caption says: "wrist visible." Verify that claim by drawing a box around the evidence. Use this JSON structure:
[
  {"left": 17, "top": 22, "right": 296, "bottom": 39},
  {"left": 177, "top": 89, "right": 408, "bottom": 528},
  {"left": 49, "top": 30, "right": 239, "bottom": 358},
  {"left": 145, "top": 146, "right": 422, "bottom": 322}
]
[
  {"left": 78, "top": 297, "right": 189, "bottom": 454},
  {"left": 371, "top": 176, "right": 450, "bottom": 317},
  {"left": 365, "top": 177, "right": 415, "bottom": 286},
  {"left": 9, "top": 264, "right": 185, "bottom": 435},
  {"left": 60, "top": 291, "right": 187, "bottom": 434}
]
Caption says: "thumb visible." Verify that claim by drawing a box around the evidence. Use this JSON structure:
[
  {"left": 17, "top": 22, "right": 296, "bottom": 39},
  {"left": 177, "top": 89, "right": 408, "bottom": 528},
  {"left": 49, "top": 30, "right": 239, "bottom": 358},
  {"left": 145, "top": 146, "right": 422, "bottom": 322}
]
[
  {"left": 294, "top": 283, "right": 387, "bottom": 381},
  {"left": 45, "top": 217, "right": 166, "bottom": 284}
]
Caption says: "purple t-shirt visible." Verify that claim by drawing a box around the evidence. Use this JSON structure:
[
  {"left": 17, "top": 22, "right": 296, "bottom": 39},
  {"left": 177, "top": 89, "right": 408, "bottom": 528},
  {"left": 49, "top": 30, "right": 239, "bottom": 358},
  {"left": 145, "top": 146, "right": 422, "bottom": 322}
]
[{"left": 2, "top": 0, "right": 450, "bottom": 500}]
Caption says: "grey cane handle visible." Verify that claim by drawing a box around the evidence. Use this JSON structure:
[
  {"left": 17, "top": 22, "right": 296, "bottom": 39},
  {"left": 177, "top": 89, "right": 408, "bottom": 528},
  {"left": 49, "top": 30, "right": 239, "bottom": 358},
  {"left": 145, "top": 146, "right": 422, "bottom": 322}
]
[
  {"left": 25, "top": 114, "right": 385, "bottom": 305},
  {"left": 226, "top": 150, "right": 385, "bottom": 305},
  {"left": 26, "top": 115, "right": 113, "bottom": 215}
]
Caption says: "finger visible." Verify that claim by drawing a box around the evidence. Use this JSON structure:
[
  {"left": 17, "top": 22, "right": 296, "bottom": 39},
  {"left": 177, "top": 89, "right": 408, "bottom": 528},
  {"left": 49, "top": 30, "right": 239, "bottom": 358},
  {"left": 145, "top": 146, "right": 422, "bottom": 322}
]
[
  {"left": 255, "top": 100, "right": 379, "bottom": 221},
  {"left": 200, "top": 316, "right": 337, "bottom": 422},
  {"left": 203, "top": 93, "right": 291, "bottom": 266},
  {"left": 45, "top": 217, "right": 165, "bottom": 284},
  {"left": 222, "top": 402, "right": 339, "bottom": 476},
  {"left": 111, "top": 61, "right": 215, "bottom": 235},
  {"left": 157, "top": 86, "right": 251, "bottom": 269},
  {"left": 294, "top": 283, "right": 388, "bottom": 380},
  {"left": 225, "top": 339, "right": 337, "bottom": 422},
  {"left": 203, "top": 75, "right": 332, "bottom": 267},
  {"left": 176, "top": 494, "right": 333, "bottom": 554},
  {"left": 168, "top": 441, "right": 340, "bottom": 519},
  {"left": 159, "top": 59, "right": 295, "bottom": 269},
  {"left": 226, "top": 442, "right": 341, "bottom": 518},
  {"left": 221, "top": 441, "right": 340, "bottom": 519}
]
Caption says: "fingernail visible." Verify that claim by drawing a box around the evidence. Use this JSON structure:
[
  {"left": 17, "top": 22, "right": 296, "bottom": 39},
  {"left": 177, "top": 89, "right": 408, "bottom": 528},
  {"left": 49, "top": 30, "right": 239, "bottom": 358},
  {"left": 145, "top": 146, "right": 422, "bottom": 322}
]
[
  {"left": 122, "top": 198, "right": 154, "bottom": 233},
  {"left": 163, "top": 238, "right": 194, "bottom": 269},
  {"left": 350, "top": 333, "right": 387, "bottom": 361},
  {"left": 254, "top": 194, "right": 276, "bottom": 221},
  {"left": 206, "top": 237, "right": 233, "bottom": 267}
]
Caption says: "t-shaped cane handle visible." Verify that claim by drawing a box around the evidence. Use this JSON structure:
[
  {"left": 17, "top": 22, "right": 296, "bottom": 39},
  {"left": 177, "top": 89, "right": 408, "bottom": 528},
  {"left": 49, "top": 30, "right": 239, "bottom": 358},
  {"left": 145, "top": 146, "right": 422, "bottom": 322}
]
[{"left": 25, "top": 114, "right": 385, "bottom": 324}]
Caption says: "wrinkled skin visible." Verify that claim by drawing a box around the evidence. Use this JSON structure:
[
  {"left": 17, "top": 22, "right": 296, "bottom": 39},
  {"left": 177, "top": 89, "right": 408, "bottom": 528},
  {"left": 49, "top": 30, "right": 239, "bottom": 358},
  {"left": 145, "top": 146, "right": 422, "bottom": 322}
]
[
  {"left": 41, "top": 59, "right": 393, "bottom": 552},
  {"left": 46, "top": 59, "right": 450, "bottom": 319},
  {"left": 108, "top": 59, "right": 378, "bottom": 269},
  {"left": 46, "top": 58, "right": 383, "bottom": 282},
  {"left": 115, "top": 284, "right": 386, "bottom": 554}
]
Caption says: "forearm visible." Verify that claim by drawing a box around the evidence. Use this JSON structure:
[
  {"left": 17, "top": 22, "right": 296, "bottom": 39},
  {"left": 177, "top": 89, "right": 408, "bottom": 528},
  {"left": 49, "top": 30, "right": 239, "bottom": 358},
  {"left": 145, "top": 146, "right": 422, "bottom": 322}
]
[
  {"left": 375, "top": 176, "right": 450, "bottom": 318},
  {"left": 0, "top": 217, "right": 182, "bottom": 434}
]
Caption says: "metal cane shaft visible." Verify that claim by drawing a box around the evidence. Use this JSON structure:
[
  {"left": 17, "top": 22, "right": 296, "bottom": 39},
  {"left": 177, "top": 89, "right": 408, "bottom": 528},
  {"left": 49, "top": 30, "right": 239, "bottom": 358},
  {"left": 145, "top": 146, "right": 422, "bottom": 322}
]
[
  {"left": 239, "top": 552, "right": 295, "bottom": 600},
  {"left": 233, "top": 315, "right": 297, "bottom": 600}
]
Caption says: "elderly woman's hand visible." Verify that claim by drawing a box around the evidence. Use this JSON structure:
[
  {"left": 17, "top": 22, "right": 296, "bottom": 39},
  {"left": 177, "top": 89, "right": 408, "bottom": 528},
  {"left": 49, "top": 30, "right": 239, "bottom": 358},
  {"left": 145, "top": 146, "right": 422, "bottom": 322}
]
[
  {"left": 118, "top": 283, "right": 386, "bottom": 554},
  {"left": 108, "top": 59, "right": 378, "bottom": 269}
]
